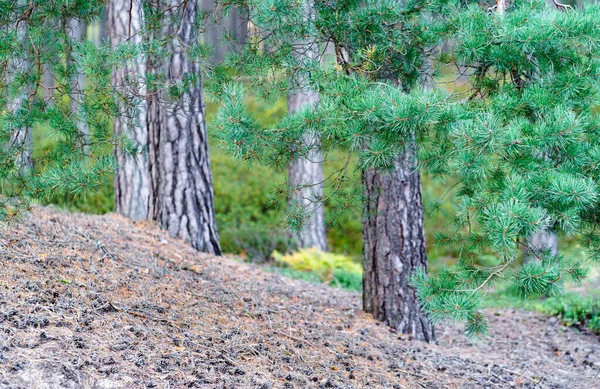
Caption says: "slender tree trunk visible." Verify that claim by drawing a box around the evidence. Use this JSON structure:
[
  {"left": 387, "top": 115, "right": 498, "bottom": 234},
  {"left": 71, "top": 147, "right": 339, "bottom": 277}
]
[
  {"left": 361, "top": 141, "right": 434, "bottom": 341},
  {"left": 201, "top": 0, "right": 247, "bottom": 62},
  {"left": 524, "top": 231, "right": 558, "bottom": 262},
  {"left": 149, "top": 0, "right": 221, "bottom": 254},
  {"left": 67, "top": 18, "right": 89, "bottom": 154},
  {"left": 11, "top": 126, "right": 32, "bottom": 172},
  {"left": 108, "top": 0, "right": 151, "bottom": 221},
  {"left": 288, "top": 125, "right": 328, "bottom": 251},
  {"left": 287, "top": 0, "right": 327, "bottom": 251},
  {"left": 10, "top": 10, "right": 32, "bottom": 172},
  {"left": 288, "top": 92, "right": 328, "bottom": 251},
  {"left": 521, "top": 0, "right": 558, "bottom": 263},
  {"left": 42, "top": 65, "right": 55, "bottom": 101}
]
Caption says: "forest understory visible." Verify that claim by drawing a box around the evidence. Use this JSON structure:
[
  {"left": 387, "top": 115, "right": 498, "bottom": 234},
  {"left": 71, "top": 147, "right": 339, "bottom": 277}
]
[{"left": 1, "top": 207, "right": 599, "bottom": 389}]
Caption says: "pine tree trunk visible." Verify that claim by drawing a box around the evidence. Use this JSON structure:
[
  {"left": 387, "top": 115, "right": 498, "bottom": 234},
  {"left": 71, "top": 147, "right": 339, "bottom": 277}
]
[
  {"left": 10, "top": 11, "right": 32, "bottom": 172},
  {"left": 149, "top": 0, "right": 221, "bottom": 255},
  {"left": 287, "top": 0, "right": 327, "bottom": 251},
  {"left": 288, "top": 91, "right": 327, "bottom": 251},
  {"left": 361, "top": 141, "right": 434, "bottom": 342},
  {"left": 201, "top": 0, "right": 247, "bottom": 62},
  {"left": 67, "top": 18, "right": 89, "bottom": 154},
  {"left": 522, "top": 0, "right": 558, "bottom": 263},
  {"left": 11, "top": 127, "right": 32, "bottom": 173},
  {"left": 288, "top": 121, "right": 328, "bottom": 250},
  {"left": 524, "top": 231, "right": 558, "bottom": 263},
  {"left": 108, "top": 0, "right": 151, "bottom": 221}
]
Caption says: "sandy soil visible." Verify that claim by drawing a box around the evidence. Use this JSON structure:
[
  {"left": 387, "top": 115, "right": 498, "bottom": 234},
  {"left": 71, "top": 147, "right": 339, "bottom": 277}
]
[{"left": 0, "top": 207, "right": 599, "bottom": 389}]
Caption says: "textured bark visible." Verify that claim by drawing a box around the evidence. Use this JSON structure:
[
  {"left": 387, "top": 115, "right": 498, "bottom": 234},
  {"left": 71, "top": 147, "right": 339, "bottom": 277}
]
[
  {"left": 67, "top": 18, "right": 89, "bottom": 154},
  {"left": 148, "top": 0, "right": 221, "bottom": 255},
  {"left": 11, "top": 126, "right": 32, "bottom": 172},
  {"left": 108, "top": 0, "right": 151, "bottom": 221},
  {"left": 361, "top": 142, "right": 434, "bottom": 342}
]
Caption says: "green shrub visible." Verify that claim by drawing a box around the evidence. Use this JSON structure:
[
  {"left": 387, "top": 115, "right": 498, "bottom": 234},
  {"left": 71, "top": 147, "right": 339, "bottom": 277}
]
[
  {"left": 272, "top": 248, "right": 363, "bottom": 291},
  {"left": 536, "top": 294, "right": 600, "bottom": 334},
  {"left": 225, "top": 224, "right": 297, "bottom": 263}
]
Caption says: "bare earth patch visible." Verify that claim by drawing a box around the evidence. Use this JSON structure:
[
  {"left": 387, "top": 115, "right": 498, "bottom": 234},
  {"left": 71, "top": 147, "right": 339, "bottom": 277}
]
[{"left": 0, "top": 207, "right": 599, "bottom": 388}]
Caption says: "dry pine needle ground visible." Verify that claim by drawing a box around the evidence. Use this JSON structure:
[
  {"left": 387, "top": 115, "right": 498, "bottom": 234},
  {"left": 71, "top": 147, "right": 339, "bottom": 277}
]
[{"left": 0, "top": 207, "right": 599, "bottom": 388}]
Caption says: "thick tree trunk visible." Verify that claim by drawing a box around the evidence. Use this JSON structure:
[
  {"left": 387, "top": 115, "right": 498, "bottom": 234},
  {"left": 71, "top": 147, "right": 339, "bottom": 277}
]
[
  {"left": 67, "top": 18, "right": 89, "bottom": 154},
  {"left": 108, "top": 0, "right": 151, "bottom": 221},
  {"left": 149, "top": 0, "right": 221, "bottom": 254},
  {"left": 287, "top": 0, "right": 327, "bottom": 251},
  {"left": 361, "top": 141, "right": 434, "bottom": 342}
]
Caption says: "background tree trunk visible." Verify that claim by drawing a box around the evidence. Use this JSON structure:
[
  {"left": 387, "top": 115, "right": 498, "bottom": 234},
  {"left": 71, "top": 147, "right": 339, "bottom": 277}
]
[
  {"left": 10, "top": 10, "right": 32, "bottom": 172},
  {"left": 201, "top": 0, "right": 248, "bottom": 62},
  {"left": 361, "top": 142, "right": 434, "bottom": 342},
  {"left": 522, "top": 0, "right": 558, "bottom": 263},
  {"left": 149, "top": 0, "right": 221, "bottom": 255},
  {"left": 524, "top": 231, "right": 558, "bottom": 263},
  {"left": 287, "top": 0, "right": 327, "bottom": 251},
  {"left": 67, "top": 18, "right": 89, "bottom": 154},
  {"left": 108, "top": 0, "right": 151, "bottom": 221},
  {"left": 288, "top": 95, "right": 328, "bottom": 251}
]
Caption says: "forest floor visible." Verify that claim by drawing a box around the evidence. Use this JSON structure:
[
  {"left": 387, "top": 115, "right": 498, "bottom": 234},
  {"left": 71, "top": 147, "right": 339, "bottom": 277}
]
[{"left": 1, "top": 207, "right": 599, "bottom": 389}]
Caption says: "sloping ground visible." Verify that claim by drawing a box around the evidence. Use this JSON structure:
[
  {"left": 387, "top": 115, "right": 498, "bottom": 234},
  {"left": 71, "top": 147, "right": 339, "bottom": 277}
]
[{"left": 0, "top": 208, "right": 599, "bottom": 389}]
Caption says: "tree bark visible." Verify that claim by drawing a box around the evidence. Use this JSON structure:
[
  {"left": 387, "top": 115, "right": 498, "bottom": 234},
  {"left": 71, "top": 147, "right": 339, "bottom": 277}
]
[
  {"left": 67, "top": 18, "right": 90, "bottom": 154},
  {"left": 201, "top": 0, "right": 248, "bottom": 62},
  {"left": 149, "top": 0, "right": 221, "bottom": 254},
  {"left": 10, "top": 9, "right": 32, "bottom": 172},
  {"left": 288, "top": 124, "right": 328, "bottom": 251},
  {"left": 361, "top": 142, "right": 434, "bottom": 342},
  {"left": 108, "top": 0, "right": 151, "bottom": 221},
  {"left": 287, "top": 0, "right": 327, "bottom": 251},
  {"left": 524, "top": 231, "right": 558, "bottom": 263}
]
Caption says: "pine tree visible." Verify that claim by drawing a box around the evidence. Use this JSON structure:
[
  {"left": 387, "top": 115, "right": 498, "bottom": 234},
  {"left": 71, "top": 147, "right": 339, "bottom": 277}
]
[
  {"left": 521, "top": 0, "right": 559, "bottom": 264},
  {"left": 1, "top": 1, "right": 221, "bottom": 255},
  {"left": 214, "top": 0, "right": 600, "bottom": 337},
  {"left": 213, "top": 0, "right": 442, "bottom": 340},
  {"left": 0, "top": 0, "right": 112, "bottom": 219},
  {"left": 108, "top": 0, "right": 222, "bottom": 253},
  {"left": 66, "top": 18, "right": 90, "bottom": 154},
  {"left": 6, "top": 0, "right": 33, "bottom": 172}
]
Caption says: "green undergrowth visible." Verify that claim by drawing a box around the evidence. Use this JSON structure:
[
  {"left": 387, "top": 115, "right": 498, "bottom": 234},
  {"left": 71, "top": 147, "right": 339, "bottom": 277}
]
[
  {"left": 271, "top": 248, "right": 363, "bottom": 291},
  {"left": 484, "top": 284, "right": 600, "bottom": 335}
]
